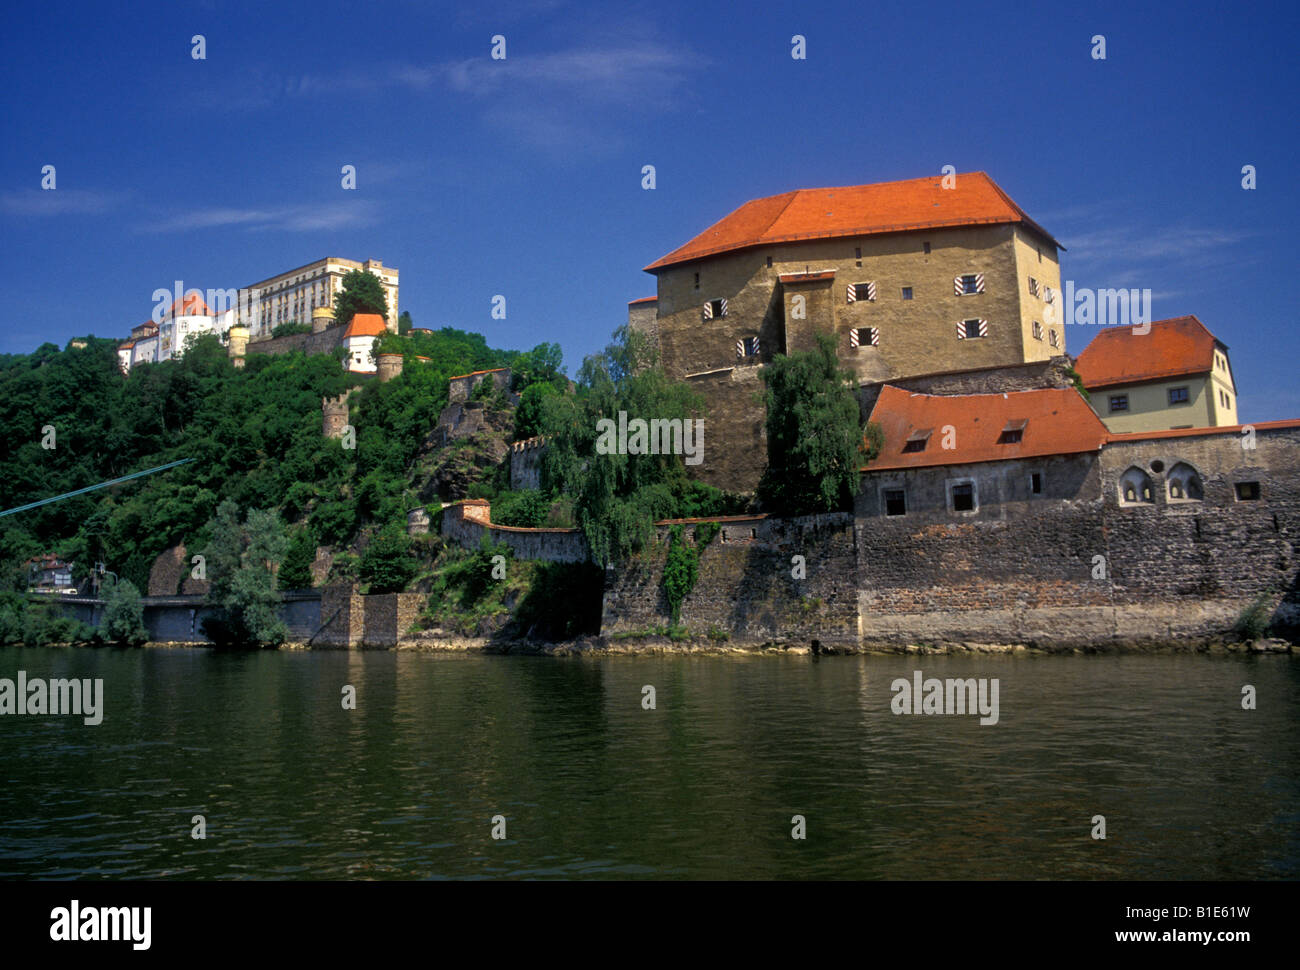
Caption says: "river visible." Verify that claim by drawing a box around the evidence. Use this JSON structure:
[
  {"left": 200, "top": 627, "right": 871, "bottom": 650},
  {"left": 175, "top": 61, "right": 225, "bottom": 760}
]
[{"left": 1, "top": 646, "right": 1296, "bottom": 879}]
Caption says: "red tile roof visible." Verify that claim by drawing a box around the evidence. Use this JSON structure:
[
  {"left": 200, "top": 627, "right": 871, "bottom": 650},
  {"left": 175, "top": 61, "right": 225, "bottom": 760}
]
[
  {"left": 343, "top": 313, "right": 388, "bottom": 338},
  {"left": 1105, "top": 418, "right": 1300, "bottom": 443},
  {"left": 627, "top": 296, "right": 658, "bottom": 305},
  {"left": 169, "top": 294, "right": 211, "bottom": 317},
  {"left": 645, "top": 172, "right": 1061, "bottom": 272},
  {"left": 862, "top": 385, "right": 1109, "bottom": 471},
  {"left": 1074, "top": 315, "right": 1225, "bottom": 389}
]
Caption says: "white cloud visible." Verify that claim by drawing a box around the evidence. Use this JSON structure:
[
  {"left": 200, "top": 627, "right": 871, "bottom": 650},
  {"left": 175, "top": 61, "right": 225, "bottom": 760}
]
[{"left": 143, "top": 200, "right": 379, "bottom": 233}]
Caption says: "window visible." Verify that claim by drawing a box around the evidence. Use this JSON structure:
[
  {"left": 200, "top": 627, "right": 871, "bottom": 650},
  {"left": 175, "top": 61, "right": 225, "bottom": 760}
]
[
  {"left": 923, "top": 242, "right": 931, "bottom": 255},
  {"left": 736, "top": 336, "right": 760, "bottom": 358},
  {"left": 766, "top": 256, "right": 773, "bottom": 268},
  {"left": 1235, "top": 481, "right": 1261, "bottom": 501},
  {"left": 850, "top": 327, "right": 878, "bottom": 349},
  {"left": 855, "top": 247, "right": 861, "bottom": 259},
  {"left": 1109, "top": 394, "right": 1129, "bottom": 412},
  {"left": 1048, "top": 329, "right": 1060, "bottom": 349},
  {"left": 1030, "top": 472, "right": 1043, "bottom": 494},
  {"left": 1167, "top": 462, "right": 1203, "bottom": 502},
  {"left": 902, "top": 287, "right": 913, "bottom": 300},
  {"left": 902, "top": 428, "right": 932, "bottom": 453},
  {"left": 884, "top": 489, "right": 907, "bottom": 516},
  {"left": 959, "top": 319, "right": 986, "bottom": 339},
  {"left": 1119, "top": 467, "right": 1155, "bottom": 505},
  {"left": 1028, "top": 277, "right": 1040, "bottom": 297},
  {"left": 1032, "top": 320, "right": 1043, "bottom": 340},
  {"left": 999, "top": 419, "right": 1026, "bottom": 444},
  {"left": 951, "top": 481, "right": 975, "bottom": 513},
  {"left": 1168, "top": 386, "right": 1189, "bottom": 405},
  {"left": 959, "top": 274, "right": 982, "bottom": 295},
  {"left": 847, "top": 281, "right": 876, "bottom": 302},
  {"left": 694, "top": 272, "right": 700, "bottom": 290},
  {"left": 704, "top": 298, "right": 727, "bottom": 319}
]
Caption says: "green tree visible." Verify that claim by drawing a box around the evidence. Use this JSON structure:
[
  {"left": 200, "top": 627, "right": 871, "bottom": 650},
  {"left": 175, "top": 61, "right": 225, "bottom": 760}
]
[
  {"left": 100, "top": 576, "right": 147, "bottom": 645},
  {"left": 398, "top": 310, "right": 413, "bottom": 335},
  {"left": 537, "top": 325, "right": 733, "bottom": 565},
  {"left": 200, "top": 500, "right": 287, "bottom": 647},
  {"left": 757, "top": 334, "right": 862, "bottom": 516},
  {"left": 333, "top": 269, "right": 390, "bottom": 329},
  {"left": 278, "top": 527, "right": 318, "bottom": 590},
  {"left": 359, "top": 527, "right": 416, "bottom": 593},
  {"left": 514, "top": 382, "right": 557, "bottom": 440}
]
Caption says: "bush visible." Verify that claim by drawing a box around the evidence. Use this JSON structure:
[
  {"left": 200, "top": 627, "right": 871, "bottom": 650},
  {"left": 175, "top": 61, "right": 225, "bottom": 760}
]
[
  {"left": 662, "top": 525, "right": 698, "bottom": 625},
  {"left": 359, "top": 528, "right": 417, "bottom": 594},
  {"left": 100, "top": 577, "right": 148, "bottom": 645},
  {"left": 492, "top": 490, "right": 552, "bottom": 528},
  {"left": 1233, "top": 591, "right": 1273, "bottom": 641}
]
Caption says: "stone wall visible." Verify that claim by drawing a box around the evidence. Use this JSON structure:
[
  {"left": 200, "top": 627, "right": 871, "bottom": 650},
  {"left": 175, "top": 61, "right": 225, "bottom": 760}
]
[
  {"left": 441, "top": 499, "right": 589, "bottom": 563},
  {"left": 858, "top": 356, "right": 1075, "bottom": 419},
  {"left": 601, "top": 513, "right": 859, "bottom": 646},
  {"left": 247, "top": 326, "right": 345, "bottom": 358},
  {"left": 448, "top": 368, "right": 511, "bottom": 403},
  {"left": 855, "top": 423, "right": 1300, "bottom": 646},
  {"left": 509, "top": 436, "right": 548, "bottom": 490}
]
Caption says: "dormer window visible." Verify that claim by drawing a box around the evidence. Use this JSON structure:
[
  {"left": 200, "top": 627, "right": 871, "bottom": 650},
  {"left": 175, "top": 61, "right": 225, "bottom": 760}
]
[
  {"left": 902, "top": 428, "right": 932, "bottom": 453},
  {"left": 998, "top": 420, "right": 1027, "bottom": 444}
]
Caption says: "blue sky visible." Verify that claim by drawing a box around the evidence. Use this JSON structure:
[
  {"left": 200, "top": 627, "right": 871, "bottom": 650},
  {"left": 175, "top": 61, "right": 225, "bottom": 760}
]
[{"left": 2, "top": 0, "right": 1297, "bottom": 420}]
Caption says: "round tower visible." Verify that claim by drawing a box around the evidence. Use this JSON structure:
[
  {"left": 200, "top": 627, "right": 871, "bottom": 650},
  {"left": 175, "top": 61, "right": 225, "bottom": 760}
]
[
  {"left": 228, "top": 325, "right": 249, "bottom": 369},
  {"left": 376, "top": 353, "right": 404, "bottom": 383},
  {"left": 312, "top": 307, "right": 336, "bottom": 334},
  {"left": 322, "top": 394, "right": 350, "bottom": 439},
  {"left": 406, "top": 507, "right": 431, "bottom": 536}
]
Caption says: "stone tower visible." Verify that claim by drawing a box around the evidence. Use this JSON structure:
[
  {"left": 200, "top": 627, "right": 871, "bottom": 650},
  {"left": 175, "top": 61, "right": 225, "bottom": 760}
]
[
  {"left": 376, "top": 353, "right": 404, "bottom": 383},
  {"left": 228, "top": 325, "right": 249, "bottom": 369},
  {"left": 322, "top": 393, "right": 350, "bottom": 439},
  {"left": 312, "top": 306, "right": 335, "bottom": 334}
]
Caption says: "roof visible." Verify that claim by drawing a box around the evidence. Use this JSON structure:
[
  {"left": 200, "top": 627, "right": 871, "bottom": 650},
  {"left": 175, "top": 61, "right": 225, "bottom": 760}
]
[
  {"left": 168, "top": 294, "right": 211, "bottom": 317},
  {"left": 449, "top": 367, "right": 509, "bottom": 381},
  {"left": 1106, "top": 418, "right": 1300, "bottom": 443},
  {"left": 628, "top": 296, "right": 658, "bottom": 305},
  {"left": 1074, "top": 316, "right": 1225, "bottom": 389},
  {"left": 645, "top": 172, "right": 1062, "bottom": 272},
  {"left": 862, "top": 385, "right": 1109, "bottom": 471},
  {"left": 342, "top": 313, "right": 388, "bottom": 338}
]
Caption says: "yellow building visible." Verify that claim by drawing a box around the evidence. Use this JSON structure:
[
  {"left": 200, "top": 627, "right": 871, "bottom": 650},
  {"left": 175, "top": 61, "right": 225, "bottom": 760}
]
[
  {"left": 636, "top": 171, "right": 1067, "bottom": 491},
  {"left": 1074, "top": 315, "right": 1238, "bottom": 432}
]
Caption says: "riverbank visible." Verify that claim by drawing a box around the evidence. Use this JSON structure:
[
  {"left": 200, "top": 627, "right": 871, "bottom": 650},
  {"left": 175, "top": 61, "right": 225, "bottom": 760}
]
[{"left": 119, "top": 633, "right": 1299, "bottom": 656}]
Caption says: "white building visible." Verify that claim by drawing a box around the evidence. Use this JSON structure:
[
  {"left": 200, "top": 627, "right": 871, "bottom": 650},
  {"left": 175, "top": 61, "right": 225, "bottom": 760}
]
[
  {"left": 342, "top": 313, "right": 388, "bottom": 374},
  {"left": 243, "top": 257, "right": 399, "bottom": 338}
]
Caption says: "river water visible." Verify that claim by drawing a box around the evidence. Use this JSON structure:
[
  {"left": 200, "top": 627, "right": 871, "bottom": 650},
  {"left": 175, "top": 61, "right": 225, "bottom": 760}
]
[{"left": 0, "top": 646, "right": 1295, "bottom": 879}]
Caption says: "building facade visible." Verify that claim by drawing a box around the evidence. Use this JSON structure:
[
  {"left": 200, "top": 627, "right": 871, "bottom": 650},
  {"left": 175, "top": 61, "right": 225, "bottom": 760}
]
[
  {"left": 1074, "top": 315, "right": 1239, "bottom": 432},
  {"left": 243, "top": 257, "right": 399, "bottom": 337},
  {"left": 637, "top": 172, "right": 1066, "bottom": 491}
]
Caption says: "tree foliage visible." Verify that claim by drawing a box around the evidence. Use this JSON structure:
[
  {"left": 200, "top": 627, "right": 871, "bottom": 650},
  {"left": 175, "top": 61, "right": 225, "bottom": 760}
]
[
  {"left": 200, "top": 500, "right": 288, "bottom": 647},
  {"left": 100, "top": 576, "right": 148, "bottom": 645},
  {"left": 536, "top": 326, "right": 743, "bottom": 566},
  {"left": 332, "top": 269, "right": 390, "bottom": 329},
  {"left": 757, "top": 334, "right": 862, "bottom": 516}
]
